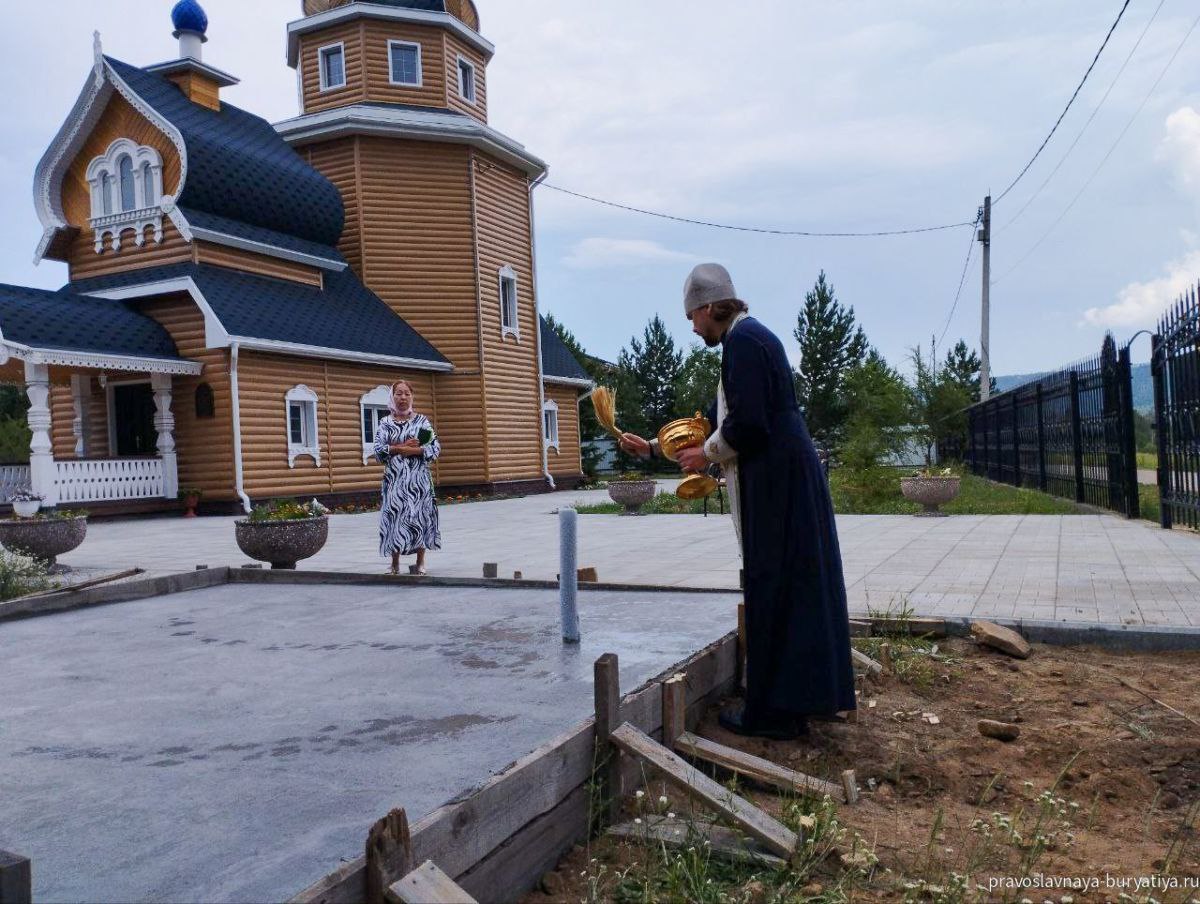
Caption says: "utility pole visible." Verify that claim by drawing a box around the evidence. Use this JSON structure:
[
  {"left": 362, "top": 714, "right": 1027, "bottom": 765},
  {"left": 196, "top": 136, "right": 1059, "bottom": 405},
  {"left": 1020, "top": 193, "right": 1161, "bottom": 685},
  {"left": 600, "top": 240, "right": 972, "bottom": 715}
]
[{"left": 978, "top": 195, "right": 992, "bottom": 402}]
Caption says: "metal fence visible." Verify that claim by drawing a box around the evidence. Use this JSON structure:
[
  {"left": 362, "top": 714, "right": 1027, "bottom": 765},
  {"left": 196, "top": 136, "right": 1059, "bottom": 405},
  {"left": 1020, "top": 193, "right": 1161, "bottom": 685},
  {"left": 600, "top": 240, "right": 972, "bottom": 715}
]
[
  {"left": 950, "top": 334, "right": 1140, "bottom": 517},
  {"left": 1152, "top": 283, "right": 1200, "bottom": 530}
]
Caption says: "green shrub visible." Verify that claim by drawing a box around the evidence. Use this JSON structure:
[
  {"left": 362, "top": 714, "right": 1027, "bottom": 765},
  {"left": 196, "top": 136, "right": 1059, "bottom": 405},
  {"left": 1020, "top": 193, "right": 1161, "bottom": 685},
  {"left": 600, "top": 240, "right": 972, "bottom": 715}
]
[
  {"left": 247, "top": 498, "right": 327, "bottom": 523},
  {"left": 0, "top": 549, "right": 51, "bottom": 601}
]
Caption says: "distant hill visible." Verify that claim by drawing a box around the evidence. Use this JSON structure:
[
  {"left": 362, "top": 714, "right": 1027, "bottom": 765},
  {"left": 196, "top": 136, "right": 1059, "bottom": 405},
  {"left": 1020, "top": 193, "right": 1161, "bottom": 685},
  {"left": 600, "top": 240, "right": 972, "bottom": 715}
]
[{"left": 994, "top": 364, "right": 1153, "bottom": 412}]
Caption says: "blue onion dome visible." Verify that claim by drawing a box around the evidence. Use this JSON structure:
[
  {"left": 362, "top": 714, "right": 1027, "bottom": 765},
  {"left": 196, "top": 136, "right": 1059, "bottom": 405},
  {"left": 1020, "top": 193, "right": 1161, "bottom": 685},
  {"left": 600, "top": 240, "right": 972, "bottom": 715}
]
[{"left": 171, "top": 0, "right": 209, "bottom": 35}]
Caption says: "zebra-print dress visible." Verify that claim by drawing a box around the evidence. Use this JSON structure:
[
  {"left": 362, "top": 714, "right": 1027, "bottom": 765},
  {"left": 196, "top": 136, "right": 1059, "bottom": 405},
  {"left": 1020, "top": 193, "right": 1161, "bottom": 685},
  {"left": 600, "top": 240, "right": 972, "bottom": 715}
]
[{"left": 374, "top": 414, "right": 442, "bottom": 556}]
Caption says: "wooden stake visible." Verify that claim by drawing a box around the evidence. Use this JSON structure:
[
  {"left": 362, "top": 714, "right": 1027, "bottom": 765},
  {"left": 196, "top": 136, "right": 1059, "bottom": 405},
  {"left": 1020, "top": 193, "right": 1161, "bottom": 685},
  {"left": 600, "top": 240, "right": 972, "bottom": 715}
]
[
  {"left": 594, "top": 653, "right": 622, "bottom": 823},
  {"left": 0, "top": 850, "right": 32, "bottom": 904},
  {"left": 841, "top": 770, "right": 859, "bottom": 805},
  {"left": 610, "top": 723, "right": 798, "bottom": 859},
  {"left": 366, "top": 808, "right": 414, "bottom": 904},
  {"left": 388, "top": 861, "right": 476, "bottom": 904},
  {"left": 662, "top": 673, "right": 687, "bottom": 745},
  {"left": 675, "top": 732, "right": 846, "bottom": 802}
]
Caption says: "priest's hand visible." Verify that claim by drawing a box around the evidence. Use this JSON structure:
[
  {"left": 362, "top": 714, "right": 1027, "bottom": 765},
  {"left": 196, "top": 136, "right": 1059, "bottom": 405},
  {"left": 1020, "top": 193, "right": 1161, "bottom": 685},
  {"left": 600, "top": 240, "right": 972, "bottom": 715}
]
[
  {"left": 619, "top": 433, "right": 651, "bottom": 458},
  {"left": 676, "top": 445, "right": 709, "bottom": 474}
]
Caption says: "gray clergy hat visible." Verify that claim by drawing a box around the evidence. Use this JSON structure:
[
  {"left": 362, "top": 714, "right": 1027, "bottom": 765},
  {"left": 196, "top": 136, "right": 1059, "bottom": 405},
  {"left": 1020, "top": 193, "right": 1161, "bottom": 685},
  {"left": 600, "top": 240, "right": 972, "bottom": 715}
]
[{"left": 683, "top": 263, "right": 741, "bottom": 315}]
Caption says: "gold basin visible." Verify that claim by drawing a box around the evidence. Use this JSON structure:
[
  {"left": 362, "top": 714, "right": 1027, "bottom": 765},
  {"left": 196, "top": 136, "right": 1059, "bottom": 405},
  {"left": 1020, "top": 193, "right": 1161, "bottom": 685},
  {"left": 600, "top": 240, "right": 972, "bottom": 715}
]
[{"left": 657, "top": 413, "right": 719, "bottom": 500}]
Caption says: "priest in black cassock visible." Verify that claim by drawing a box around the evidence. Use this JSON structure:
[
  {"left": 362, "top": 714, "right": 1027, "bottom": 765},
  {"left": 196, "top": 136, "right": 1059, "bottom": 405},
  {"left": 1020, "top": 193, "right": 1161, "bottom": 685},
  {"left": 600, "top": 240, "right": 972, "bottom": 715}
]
[{"left": 620, "top": 263, "right": 856, "bottom": 740}]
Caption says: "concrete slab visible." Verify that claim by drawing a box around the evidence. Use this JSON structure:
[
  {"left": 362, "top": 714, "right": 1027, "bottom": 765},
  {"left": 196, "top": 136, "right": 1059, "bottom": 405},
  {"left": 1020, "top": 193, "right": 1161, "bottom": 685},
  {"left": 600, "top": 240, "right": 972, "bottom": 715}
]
[{"left": 0, "top": 582, "right": 739, "bottom": 903}]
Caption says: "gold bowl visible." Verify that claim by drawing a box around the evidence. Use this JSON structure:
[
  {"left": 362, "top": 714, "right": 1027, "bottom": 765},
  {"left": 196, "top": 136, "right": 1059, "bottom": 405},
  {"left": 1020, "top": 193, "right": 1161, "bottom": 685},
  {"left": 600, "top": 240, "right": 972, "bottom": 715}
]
[{"left": 657, "top": 413, "right": 719, "bottom": 500}]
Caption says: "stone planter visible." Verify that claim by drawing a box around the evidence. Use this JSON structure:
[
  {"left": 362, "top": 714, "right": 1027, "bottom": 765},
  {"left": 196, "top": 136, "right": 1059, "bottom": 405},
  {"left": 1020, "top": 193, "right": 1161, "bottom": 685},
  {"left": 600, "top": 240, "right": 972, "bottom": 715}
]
[
  {"left": 0, "top": 515, "right": 87, "bottom": 568},
  {"left": 11, "top": 499, "right": 41, "bottom": 518},
  {"left": 235, "top": 515, "right": 328, "bottom": 570},
  {"left": 900, "top": 476, "right": 961, "bottom": 517},
  {"left": 607, "top": 479, "right": 656, "bottom": 516}
]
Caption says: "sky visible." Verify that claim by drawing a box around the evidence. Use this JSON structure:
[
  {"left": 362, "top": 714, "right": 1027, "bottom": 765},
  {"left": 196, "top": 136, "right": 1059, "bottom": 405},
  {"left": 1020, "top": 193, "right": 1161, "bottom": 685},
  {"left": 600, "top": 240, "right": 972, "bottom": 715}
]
[{"left": 0, "top": 0, "right": 1197, "bottom": 377}]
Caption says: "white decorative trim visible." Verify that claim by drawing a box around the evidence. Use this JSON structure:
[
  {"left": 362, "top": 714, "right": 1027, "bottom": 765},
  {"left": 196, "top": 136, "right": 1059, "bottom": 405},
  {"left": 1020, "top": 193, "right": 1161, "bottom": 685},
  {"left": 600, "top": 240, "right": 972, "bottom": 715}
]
[
  {"left": 318, "top": 42, "right": 347, "bottom": 92},
  {"left": 285, "top": 383, "right": 321, "bottom": 467},
  {"left": 456, "top": 54, "right": 477, "bottom": 105},
  {"left": 388, "top": 40, "right": 423, "bottom": 87},
  {"left": 360, "top": 384, "right": 392, "bottom": 464},
  {"left": 85, "top": 138, "right": 165, "bottom": 251},
  {"left": 498, "top": 264, "right": 519, "bottom": 341},
  {"left": 2, "top": 342, "right": 201, "bottom": 376},
  {"left": 542, "top": 398, "right": 560, "bottom": 452},
  {"left": 275, "top": 104, "right": 547, "bottom": 178},
  {"left": 82, "top": 277, "right": 453, "bottom": 371},
  {"left": 32, "top": 59, "right": 190, "bottom": 264},
  {"left": 542, "top": 374, "right": 594, "bottom": 390},
  {"left": 287, "top": 3, "right": 494, "bottom": 68},
  {"left": 190, "top": 225, "right": 346, "bottom": 271}
]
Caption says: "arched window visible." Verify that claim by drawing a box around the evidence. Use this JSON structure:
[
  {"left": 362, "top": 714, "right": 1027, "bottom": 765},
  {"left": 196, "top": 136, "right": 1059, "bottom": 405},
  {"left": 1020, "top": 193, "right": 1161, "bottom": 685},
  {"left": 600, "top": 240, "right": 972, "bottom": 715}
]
[
  {"left": 285, "top": 384, "right": 321, "bottom": 467},
  {"left": 141, "top": 162, "right": 156, "bottom": 207},
  {"left": 85, "top": 139, "right": 166, "bottom": 253},
  {"left": 194, "top": 383, "right": 214, "bottom": 418},
  {"left": 118, "top": 156, "right": 136, "bottom": 211}
]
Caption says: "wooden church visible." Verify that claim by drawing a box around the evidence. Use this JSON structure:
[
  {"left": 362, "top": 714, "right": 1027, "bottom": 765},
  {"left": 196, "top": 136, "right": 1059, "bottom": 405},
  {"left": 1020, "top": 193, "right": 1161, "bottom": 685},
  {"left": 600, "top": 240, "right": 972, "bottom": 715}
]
[{"left": 0, "top": 0, "right": 591, "bottom": 512}]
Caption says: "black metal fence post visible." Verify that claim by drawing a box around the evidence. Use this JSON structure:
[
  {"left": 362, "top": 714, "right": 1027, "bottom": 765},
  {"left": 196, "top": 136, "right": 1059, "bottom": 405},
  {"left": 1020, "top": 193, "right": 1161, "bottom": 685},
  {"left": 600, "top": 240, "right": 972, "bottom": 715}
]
[
  {"left": 1118, "top": 345, "right": 1140, "bottom": 519},
  {"left": 1070, "top": 371, "right": 1085, "bottom": 503},
  {"left": 1035, "top": 382, "right": 1047, "bottom": 491},
  {"left": 1012, "top": 392, "right": 1022, "bottom": 487},
  {"left": 1151, "top": 332, "right": 1172, "bottom": 529}
]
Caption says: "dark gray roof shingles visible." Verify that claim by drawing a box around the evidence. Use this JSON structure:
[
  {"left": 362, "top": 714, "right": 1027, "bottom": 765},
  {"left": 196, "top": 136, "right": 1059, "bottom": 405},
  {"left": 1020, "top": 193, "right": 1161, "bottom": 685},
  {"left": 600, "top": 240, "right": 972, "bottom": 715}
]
[
  {"left": 0, "top": 283, "right": 183, "bottom": 361},
  {"left": 539, "top": 318, "right": 590, "bottom": 383},
  {"left": 71, "top": 264, "right": 449, "bottom": 367}
]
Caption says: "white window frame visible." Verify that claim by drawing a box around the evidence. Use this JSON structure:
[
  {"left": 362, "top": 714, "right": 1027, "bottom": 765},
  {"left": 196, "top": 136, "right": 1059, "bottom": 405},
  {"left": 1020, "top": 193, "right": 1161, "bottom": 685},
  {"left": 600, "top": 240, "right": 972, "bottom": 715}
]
[
  {"left": 285, "top": 384, "right": 322, "bottom": 468},
  {"left": 457, "top": 55, "right": 477, "bottom": 104},
  {"left": 498, "top": 265, "right": 519, "bottom": 340},
  {"left": 318, "top": 42, "right": 347, "bottom": 92},
  {"left": 543, "top": 399, "right": 560, "bottom": 453},
  {"left": 360, "top": 385, "right": 393, "bottom": 464},
  {"left": 85, "top": 138, "right": 166, "bottom": 252},
  {"left": 388, "top": 40, "right": 423, "bottom": 87}
]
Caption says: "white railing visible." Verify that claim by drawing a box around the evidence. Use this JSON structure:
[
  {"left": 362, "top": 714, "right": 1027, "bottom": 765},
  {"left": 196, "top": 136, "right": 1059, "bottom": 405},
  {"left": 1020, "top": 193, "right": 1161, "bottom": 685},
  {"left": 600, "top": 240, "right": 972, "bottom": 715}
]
[
  {"left": 55, "top": 458, "right": 165, "bottom": 504},
  {"left": 0, "top": 465, "right": 31, "bottom": 501}
]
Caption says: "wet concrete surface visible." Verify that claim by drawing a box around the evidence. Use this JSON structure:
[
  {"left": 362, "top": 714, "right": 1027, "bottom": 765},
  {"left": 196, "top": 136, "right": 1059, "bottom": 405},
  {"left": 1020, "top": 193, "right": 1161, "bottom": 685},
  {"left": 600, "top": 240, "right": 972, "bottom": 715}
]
[{"left": 0, "top": 583, "right": 738, "bottom": 903}]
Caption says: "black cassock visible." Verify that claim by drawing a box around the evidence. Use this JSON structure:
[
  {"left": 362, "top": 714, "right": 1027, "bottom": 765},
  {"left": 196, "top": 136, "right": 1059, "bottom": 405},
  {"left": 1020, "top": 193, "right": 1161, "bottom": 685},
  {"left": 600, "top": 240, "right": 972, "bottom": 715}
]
[{"left": 708, "top": 317, "right": 856, "bottom": 718}]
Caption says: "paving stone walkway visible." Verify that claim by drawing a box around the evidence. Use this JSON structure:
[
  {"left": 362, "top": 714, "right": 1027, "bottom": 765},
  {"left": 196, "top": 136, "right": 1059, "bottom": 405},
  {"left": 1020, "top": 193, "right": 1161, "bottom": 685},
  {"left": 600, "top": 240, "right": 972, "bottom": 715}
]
[{"left": 57, "top": 481, "right": 1200, "bottom": 629}]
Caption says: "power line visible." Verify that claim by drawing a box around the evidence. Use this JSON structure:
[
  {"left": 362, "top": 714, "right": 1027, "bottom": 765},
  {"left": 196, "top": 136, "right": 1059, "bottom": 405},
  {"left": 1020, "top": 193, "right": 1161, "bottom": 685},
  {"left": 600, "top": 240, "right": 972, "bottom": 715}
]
[
  {"left": 540, "top": 183, "right": 978, "bottom": 237},
  {"left": 999, "top": 0, "right": 1167, "bottom": 232},
  {"left": 993, "top": 0, "right": 1133, "bottom": 205},
  {"left": 938, "top": 215, "right": 983, "bottom": 348},
  {"left": 994, "top": 5, "right": 1200, "bottom": 285}
]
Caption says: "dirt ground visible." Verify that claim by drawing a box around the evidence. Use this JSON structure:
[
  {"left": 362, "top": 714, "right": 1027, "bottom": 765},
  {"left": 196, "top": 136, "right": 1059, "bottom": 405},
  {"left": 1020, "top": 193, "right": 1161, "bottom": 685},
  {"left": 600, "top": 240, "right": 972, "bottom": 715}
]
[{"left": 527, "top": 637, "right": 1200, "bottom": 903}]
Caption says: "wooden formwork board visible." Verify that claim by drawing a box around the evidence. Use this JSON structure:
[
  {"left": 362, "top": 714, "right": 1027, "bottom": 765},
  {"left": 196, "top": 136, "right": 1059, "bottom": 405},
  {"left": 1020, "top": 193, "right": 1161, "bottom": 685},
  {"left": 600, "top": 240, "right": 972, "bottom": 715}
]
[{"left": 290, "top": 632, "right": 739, "bottom": 904}]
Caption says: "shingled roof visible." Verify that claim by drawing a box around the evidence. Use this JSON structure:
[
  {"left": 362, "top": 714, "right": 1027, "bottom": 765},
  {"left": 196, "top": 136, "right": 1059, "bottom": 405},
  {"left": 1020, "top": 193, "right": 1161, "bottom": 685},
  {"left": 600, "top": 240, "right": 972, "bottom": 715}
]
[
  {"left": 106, "top": 56, "right": 345, "bottom": 251},
  {"left": 71, "top": 264, "right": 450, "bottom": 369},
  {"left": 0, "top": 283, "right": 189, "bottom": 365},
  {"left": 540, "top": 318, "right": 591, "bottom": 385}
]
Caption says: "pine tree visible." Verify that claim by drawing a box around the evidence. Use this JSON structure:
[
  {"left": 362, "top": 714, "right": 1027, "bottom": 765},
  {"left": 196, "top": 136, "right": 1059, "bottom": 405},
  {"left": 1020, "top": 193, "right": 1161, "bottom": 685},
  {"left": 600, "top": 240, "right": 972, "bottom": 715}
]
[
  {"left": 618, "top": 315, "right": 682, "bottom": 439},
  {"left": 545, "top": 313, "right": 607, "bottom": 475},
  {"left": 941, "top": 340, "right": 994, "bottom": 403},
  {"left": 794, "top": 271, "right": 869, "bottom": 444},
  {"left": 674, "top": 344, "right": 722, "bottom": 420}
]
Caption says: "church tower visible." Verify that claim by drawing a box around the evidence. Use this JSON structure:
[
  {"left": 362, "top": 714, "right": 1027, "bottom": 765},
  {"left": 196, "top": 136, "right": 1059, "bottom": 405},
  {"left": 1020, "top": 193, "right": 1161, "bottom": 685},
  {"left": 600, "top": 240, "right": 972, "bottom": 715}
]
[{"left": 278, "top": 0, "right": 554, "bottom": 492}]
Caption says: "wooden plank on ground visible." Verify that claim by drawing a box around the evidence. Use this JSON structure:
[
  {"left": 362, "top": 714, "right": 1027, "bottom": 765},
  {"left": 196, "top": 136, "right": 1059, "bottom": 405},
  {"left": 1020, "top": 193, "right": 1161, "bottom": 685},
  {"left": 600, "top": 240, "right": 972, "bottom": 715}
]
[
  {"left": 610, "top": 723, "right": 798, "bottom": 859},
  {"left": 387, "top": 861, "right": 476, "bottom": 904},
  {"left": 674, "top": 732, "right": 846, "bottom": 802},
  {"left": 609, "top": 816, "right": 786, "bottom": 868},
  {"left": 851, "top": 648, "right": 883, "bottom": 675}
]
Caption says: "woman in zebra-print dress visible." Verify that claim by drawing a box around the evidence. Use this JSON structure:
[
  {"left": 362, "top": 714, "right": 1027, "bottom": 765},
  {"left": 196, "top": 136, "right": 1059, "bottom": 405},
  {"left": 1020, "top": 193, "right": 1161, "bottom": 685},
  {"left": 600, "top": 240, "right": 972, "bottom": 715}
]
[{"left": 374, "top": 381, "right": 441, "bottom": 575}]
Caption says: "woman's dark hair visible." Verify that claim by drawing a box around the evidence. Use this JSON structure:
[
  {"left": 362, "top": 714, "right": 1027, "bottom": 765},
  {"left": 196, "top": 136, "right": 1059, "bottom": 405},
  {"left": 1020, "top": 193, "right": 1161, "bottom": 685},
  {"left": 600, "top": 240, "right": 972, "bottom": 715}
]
[{"left": 709, "top": 300, "right": 749, "bottom": 323}]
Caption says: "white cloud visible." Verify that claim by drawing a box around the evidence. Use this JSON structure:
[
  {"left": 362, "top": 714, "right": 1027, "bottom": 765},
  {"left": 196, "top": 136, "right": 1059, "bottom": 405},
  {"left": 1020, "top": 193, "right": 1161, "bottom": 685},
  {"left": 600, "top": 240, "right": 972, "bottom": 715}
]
[
  {"left": 1157, "top": 106, "right": 1200, "bottom": 200},
  {"left": 564, "top": 238, "right": 701, "bottom": 270},
  {"left": 1083, "top": 250, "right": 1200, "bottom": 329}
]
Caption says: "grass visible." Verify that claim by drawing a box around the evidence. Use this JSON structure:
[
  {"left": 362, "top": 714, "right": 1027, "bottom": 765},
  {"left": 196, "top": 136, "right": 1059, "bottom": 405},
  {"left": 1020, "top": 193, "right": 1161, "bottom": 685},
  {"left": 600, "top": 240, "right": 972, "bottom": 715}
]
[
  {"left": 1137, "top": 451, "right": 1158, "bottom": 471},
  {"left": 576, "top": 470, "right": 1084, "bottom": 516}
]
